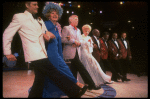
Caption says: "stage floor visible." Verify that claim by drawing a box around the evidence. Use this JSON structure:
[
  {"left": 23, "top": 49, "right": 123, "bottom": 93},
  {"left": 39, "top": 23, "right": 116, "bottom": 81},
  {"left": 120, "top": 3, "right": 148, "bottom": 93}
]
[{"left": 3, "top": 70, "right": 148, "bottom": 98}]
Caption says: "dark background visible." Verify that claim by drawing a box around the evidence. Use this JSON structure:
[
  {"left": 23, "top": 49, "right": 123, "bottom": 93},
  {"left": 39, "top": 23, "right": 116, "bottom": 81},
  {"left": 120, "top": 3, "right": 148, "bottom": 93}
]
[{"left": 2, "top": 1, "right": 148, "bottom": 74}]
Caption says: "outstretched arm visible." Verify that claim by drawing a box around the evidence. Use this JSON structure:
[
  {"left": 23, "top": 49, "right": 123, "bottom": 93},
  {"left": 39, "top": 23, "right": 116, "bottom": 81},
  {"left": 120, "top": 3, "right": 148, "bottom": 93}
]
[{"left": 3, "top": 14, "right": 22, "bottom": 61}]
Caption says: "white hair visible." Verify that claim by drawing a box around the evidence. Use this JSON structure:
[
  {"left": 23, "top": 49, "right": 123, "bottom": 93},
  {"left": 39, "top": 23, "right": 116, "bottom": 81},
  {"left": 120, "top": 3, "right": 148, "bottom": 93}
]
[{"left": 68, "top": 15, "right": 78, "bottom": 24}]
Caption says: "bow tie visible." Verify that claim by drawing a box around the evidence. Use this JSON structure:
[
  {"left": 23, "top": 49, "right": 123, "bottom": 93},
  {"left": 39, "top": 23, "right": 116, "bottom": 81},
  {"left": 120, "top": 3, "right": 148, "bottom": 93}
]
[
  {"left": 104, "top": 40, "right": 107, "bottom": 42},
  {"left": 32, "top": 14, "right": 38, "bottom": 19},
  {"left": 122, "top": 39, "right": 126, "bottom": 41},
  {"left": 113, "top": 39, "right": 117, "bottom": 41},
  {"left": 97, "top": 37, "right": 99, "bottom": 39}
]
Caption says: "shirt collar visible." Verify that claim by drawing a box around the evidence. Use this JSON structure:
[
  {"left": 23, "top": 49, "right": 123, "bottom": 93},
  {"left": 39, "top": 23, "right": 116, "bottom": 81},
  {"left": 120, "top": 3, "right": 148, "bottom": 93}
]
[
  {"left": 70, "top": 24, "right": 77, "bottom": 30},
  {"left": 121, "top": 38, "right": 126, "bottom": 41},
  {"left": 93, "top": 35, "right": 98, "bottom": 40},
  {"left": 112, "top": 38, "right": 117, "bottom": 41},
  {"left": 24, "top": 10, "right": 34, "bottom": 19},
  {"left": 102, "top": 37, "right": 106, "bottom": 41}
]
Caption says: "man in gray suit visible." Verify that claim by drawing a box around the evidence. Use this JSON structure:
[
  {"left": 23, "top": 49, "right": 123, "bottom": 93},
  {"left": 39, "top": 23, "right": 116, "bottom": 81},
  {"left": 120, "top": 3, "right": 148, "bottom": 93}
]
[{"left": 61, "top": 15, "right": 100, "bottom": 90}]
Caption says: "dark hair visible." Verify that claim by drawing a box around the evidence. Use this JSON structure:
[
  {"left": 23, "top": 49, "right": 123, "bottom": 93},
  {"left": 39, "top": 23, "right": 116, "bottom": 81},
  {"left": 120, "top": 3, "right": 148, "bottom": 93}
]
[
  {"left": 121, "top": 32, "right": 127, "bottom": 35},
  {"left": 112, "top": 32, "right": 117, "bottom": 35},
  {"left": 24, "top": 1, "right": 31, "bottom": 9},
  {"left": 103, "top": 32, "right": 109, "bottom": 36},
  {"left": 92, "top": 29, "right": 99, "bottom": 34}
]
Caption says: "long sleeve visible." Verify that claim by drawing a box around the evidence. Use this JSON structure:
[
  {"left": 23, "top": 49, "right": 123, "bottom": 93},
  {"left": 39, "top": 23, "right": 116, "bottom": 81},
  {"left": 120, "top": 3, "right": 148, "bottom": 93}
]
[
  {"left": 89, "top": 37, "right": 94, "bottom": 53},
  {"left": 3, "top": 14, "right": 22, "bottom": 55},
  {"left": 61, "top": 26, "right": 76, "bottom": 44},
  {"left": 108, "top": 41, "right": 117, "bottom": 56},
  {"left": 127, "top": 41, "right": 132, "bottom": 57},
  {"left": 77, "top": 29, "right": 83, "bottom": 46}
]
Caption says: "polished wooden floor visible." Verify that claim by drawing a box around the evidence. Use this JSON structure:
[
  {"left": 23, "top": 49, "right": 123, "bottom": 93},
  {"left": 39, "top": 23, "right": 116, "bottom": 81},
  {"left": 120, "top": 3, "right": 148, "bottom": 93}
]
[{"left": 3, "top": 70, "right": 148, "bottom": 98}]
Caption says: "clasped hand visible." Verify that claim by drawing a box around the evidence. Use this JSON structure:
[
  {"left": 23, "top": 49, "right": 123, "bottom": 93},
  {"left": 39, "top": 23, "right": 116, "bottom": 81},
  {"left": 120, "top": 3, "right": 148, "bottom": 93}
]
[
  {"left": 66, "top": 36, "right": 80, "bottom": 47},
  {"left": 72, "top": 40, "right": 81, "bottom": 47},
  {"left": 43, "top": 31, "right": 56, "bottom": 42}
]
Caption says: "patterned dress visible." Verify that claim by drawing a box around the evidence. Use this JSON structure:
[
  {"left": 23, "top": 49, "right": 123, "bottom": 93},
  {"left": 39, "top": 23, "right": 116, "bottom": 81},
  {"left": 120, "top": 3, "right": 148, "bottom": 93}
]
[{"left": 78, "top": 34, "right": 111, "bottom": 86}]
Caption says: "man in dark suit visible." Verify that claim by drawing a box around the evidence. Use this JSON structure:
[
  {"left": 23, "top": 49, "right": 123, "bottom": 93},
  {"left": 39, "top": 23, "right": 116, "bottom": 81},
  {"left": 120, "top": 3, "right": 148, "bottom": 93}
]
[
  {"left": 91, "top": 29, "right": 105, "bottom": 72},
  {"left": 118, "top": 32, "right": 141, "bottom": 78},
  {"left": 100, "top": 32, "right": 123, "bottom": 82},
  {"left": 108, "top": 33, "right": 126, "bottom": 82}
]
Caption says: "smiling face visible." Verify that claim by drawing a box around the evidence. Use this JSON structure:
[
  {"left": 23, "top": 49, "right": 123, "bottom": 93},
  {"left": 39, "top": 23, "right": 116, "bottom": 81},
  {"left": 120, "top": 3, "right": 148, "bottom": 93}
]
[
  {"left": 83, "top": 29, "right": 90, "bottom": 36},
  {"left": 82, "top": 25, "right": 91, "bottom": 36},
  {"left": 49, "top": 10, "right": 59, "bottom": 21},
  {"left": 25, "top": 2, "right": 39, "bottom": 14},
  {"left": 69, "top": 15, "right": 79, "bottom": 27}
]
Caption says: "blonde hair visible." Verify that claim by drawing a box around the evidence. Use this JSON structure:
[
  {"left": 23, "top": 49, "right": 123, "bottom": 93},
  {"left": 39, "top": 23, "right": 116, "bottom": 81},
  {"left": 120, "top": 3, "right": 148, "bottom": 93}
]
[
  {"left": 82, "top": 24, "right": 92, "bottom": 32},
  {"left": 68, "top": 15, "right": 78, "bottom": 24}
]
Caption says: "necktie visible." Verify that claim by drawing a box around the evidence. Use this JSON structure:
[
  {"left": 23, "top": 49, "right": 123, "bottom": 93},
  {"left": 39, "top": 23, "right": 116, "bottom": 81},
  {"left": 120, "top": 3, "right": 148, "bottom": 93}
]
[
  {"left": 71, "top": 24, "right": 77, "bottom": 30},
  {"left": 74, "top": 26, "right": 77, "bottom": 30}
]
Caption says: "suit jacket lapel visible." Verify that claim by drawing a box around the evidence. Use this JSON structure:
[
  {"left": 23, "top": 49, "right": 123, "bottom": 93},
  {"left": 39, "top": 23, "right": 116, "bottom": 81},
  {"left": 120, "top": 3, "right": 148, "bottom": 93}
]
[
  {"left": 93, "top": 36, "right": 99, "bottom": 48},
  {"left": 69, "top": 25, "right": 76, "bottom": 39},
  {"left": 121, "top": 39, "right": 126, "bottom": 49},
  {"left": 126, "top": 40, "right": 130, "bottom": 49},
  {"left": 112, "top": 40, "right": 119, "bottom": 50},
  {"left": 24, "top": 11, "right": 42, "bottom": 33},
  {"left": 102, "top": 38, "right": 108, "bottom": 49}
]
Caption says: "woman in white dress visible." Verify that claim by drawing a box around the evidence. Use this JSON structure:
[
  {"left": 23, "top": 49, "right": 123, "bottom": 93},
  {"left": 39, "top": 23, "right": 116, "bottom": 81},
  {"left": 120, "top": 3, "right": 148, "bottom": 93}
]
[{"left": 78, "top": 24, "right": 113, "bottom": 88}]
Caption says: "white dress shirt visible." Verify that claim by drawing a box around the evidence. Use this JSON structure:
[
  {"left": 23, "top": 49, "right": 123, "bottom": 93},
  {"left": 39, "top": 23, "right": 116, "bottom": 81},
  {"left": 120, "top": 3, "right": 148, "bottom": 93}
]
[
  {"left": 112, "top": 39, "right": 119, "bottom": 49},
  {"left": 102, "top": 37, "right": 108, "bottom": 48},
  {"left": 112, "top": 38, "right": 119, "bottom": 57},
  {"left": 93, "top": 36, "right": 100, "bottom": 49},
  {"left": 122, "top": 38, "right": 128, "bottom": 49}
]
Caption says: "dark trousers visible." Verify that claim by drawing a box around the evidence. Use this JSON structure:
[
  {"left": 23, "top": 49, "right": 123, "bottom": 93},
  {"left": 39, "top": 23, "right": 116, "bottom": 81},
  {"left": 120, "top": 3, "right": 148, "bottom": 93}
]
[
  {"left": 28, "top": 58, "right": 80, "bottom": 98},
  {"left": 120, "top": 58, "right": 140, "bottom": 77},
  {"left": 102, "top": 59, "right": 121, "bottom": 80},
  {"left": 99, "top": 59, "right": 105, "bottom": 73},
  {"left": 70, "top": 50, "right": 95, "bottom": 88},
  {"left": 110, "top": 59, "right": 125, "bottom": 80}
]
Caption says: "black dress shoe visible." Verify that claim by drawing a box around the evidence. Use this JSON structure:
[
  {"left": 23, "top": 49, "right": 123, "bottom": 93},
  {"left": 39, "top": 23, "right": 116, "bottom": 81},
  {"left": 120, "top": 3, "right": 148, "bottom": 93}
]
[
  {"left": 87, "top": 86, "right": 93, "bottom": 90},
  {"left": 117, "top": 75, "right": 124, "bottom": 82},
  {"left": 75, "top": 84, "right": 88, "bottom": 98},
  {"left": 125, "top": 78, "right": 131, "bottom": 81},
  {"left": 122, "top": 78, "right": 131, "bottom": 82},
  {"left": 117, "top": 74, "right": 124, "bottom": 80},
  {"left": 93, "top": 85, "right": 101, "bottom": 90},
  {"left": 112, "top": 78, "right": 119, "bottom": 82}
]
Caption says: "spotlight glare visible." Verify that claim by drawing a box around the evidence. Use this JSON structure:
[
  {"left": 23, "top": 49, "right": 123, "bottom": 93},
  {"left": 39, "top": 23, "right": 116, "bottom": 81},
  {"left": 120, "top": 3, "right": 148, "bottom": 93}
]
[
  {"left": 67, "top": 11, "right": 69, "bottom": 14},
  {"left": 78, "top": 5, "right": 80, "bottom": 8}
]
